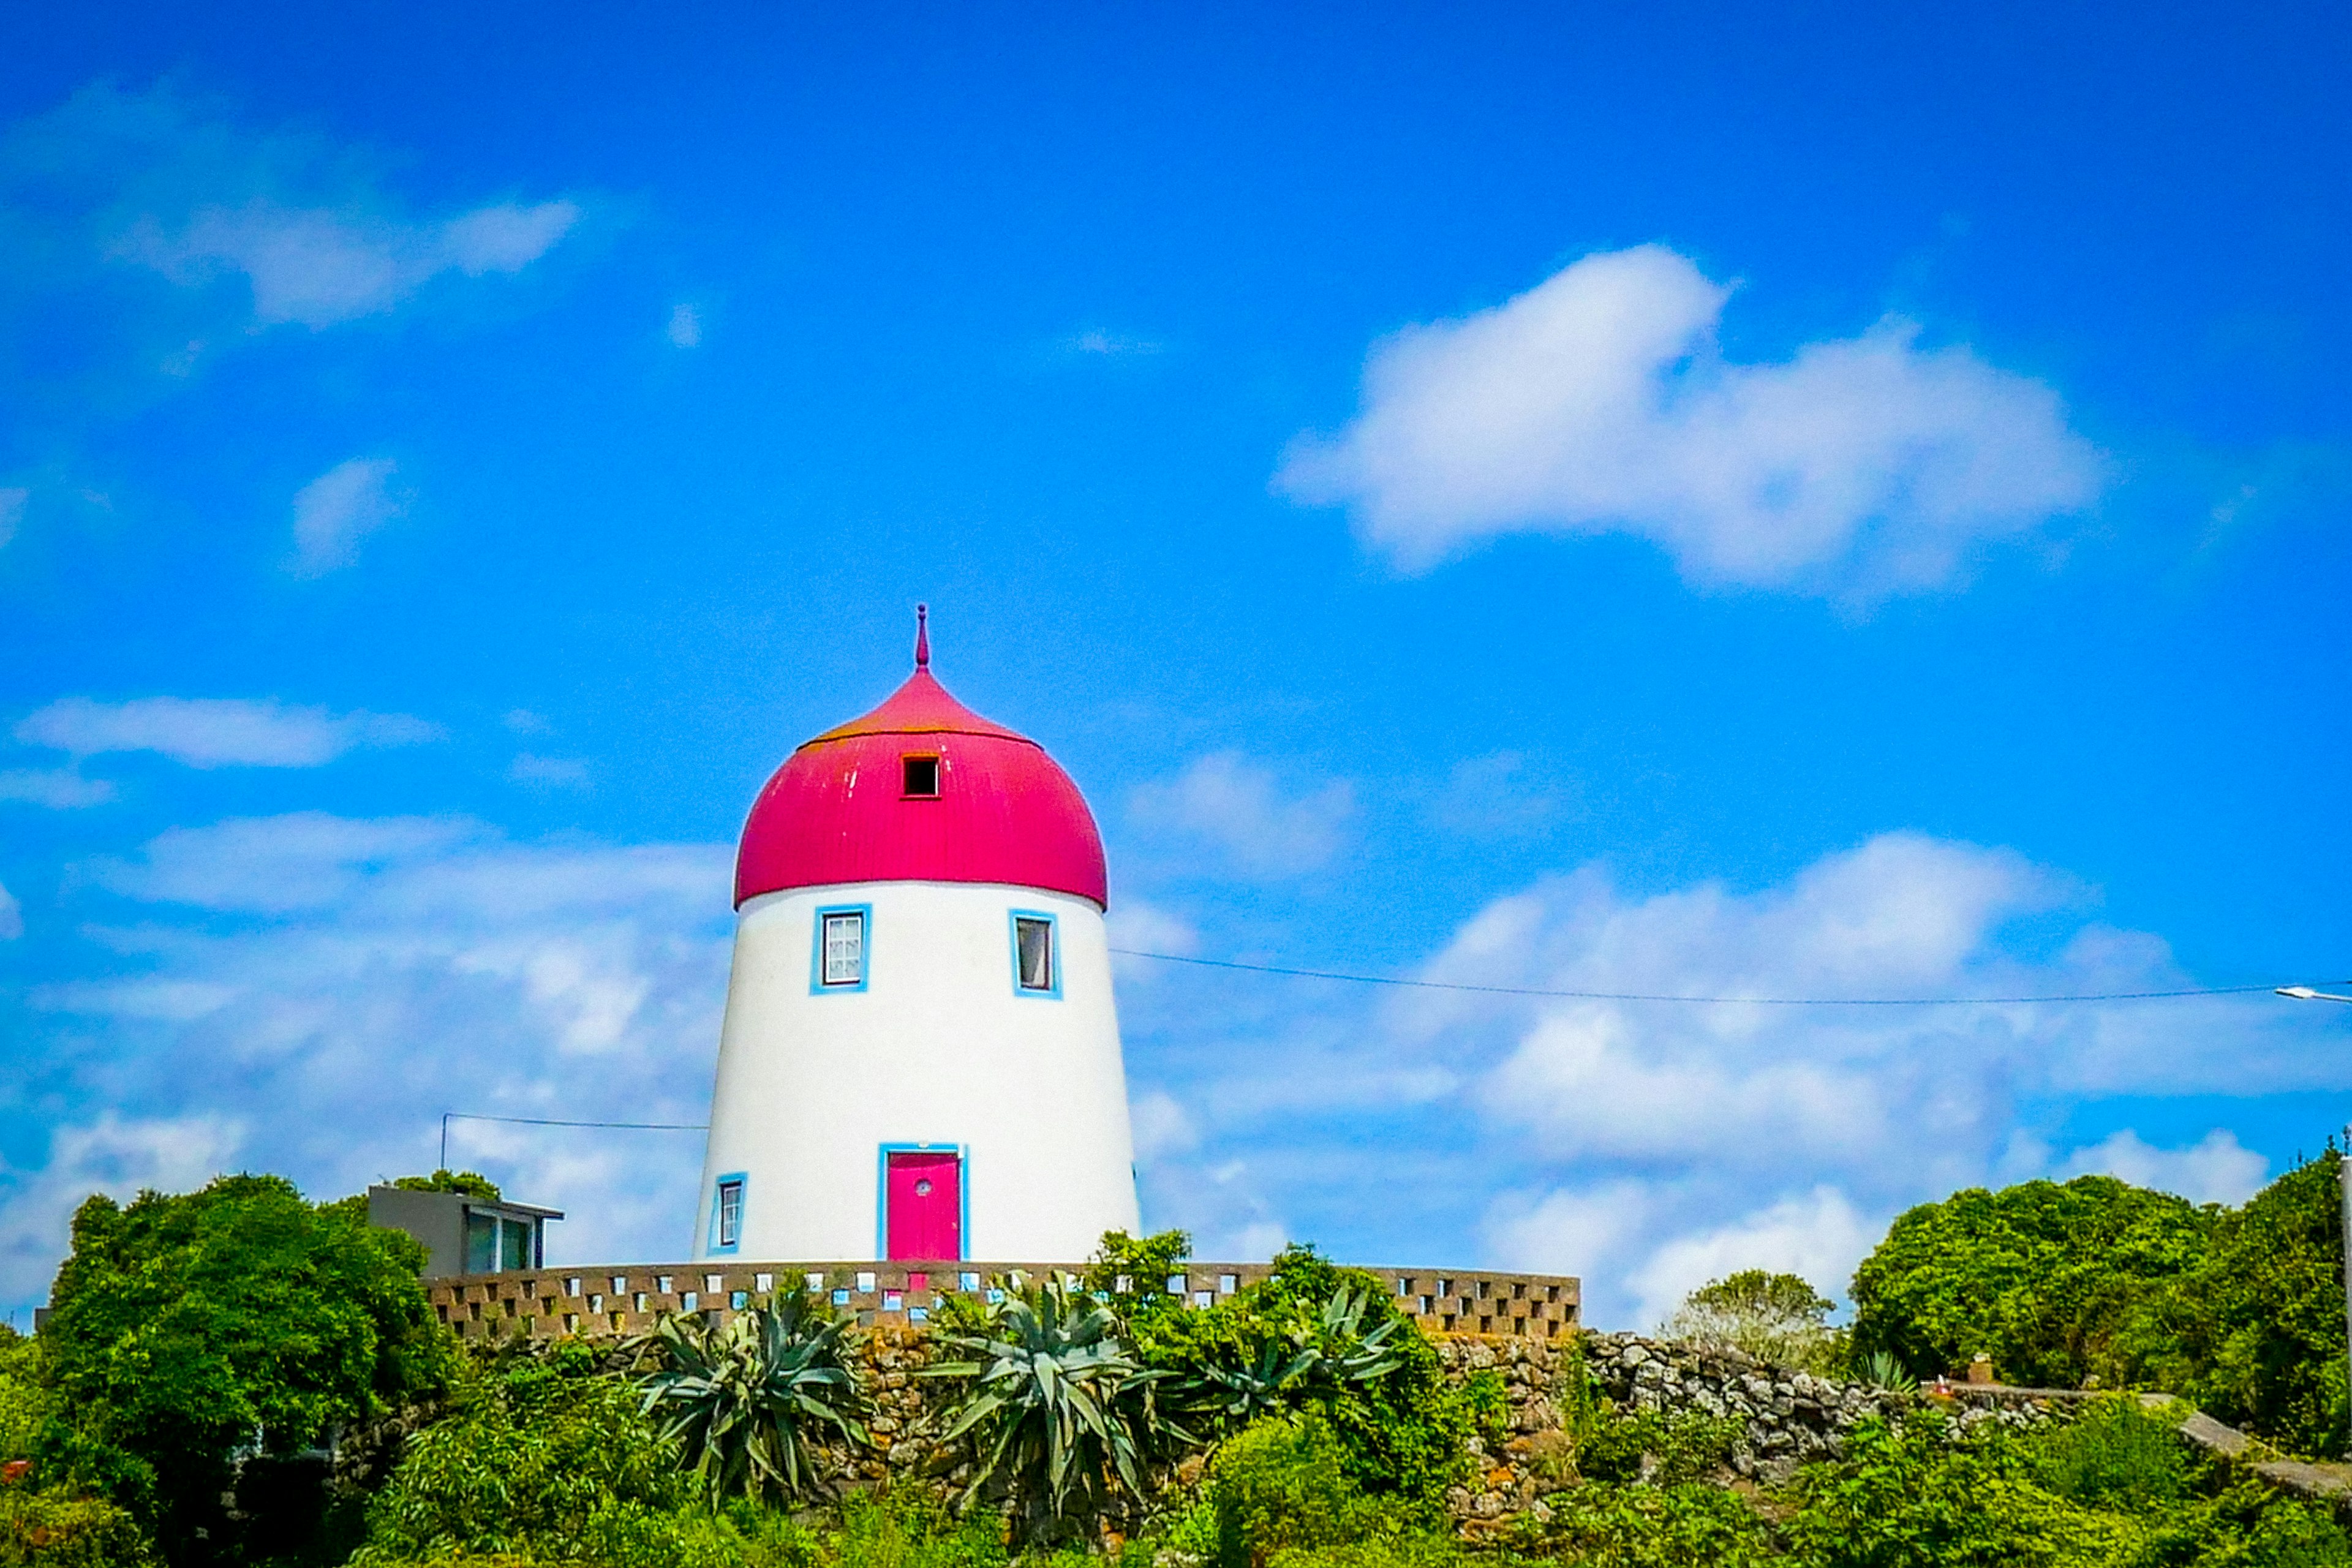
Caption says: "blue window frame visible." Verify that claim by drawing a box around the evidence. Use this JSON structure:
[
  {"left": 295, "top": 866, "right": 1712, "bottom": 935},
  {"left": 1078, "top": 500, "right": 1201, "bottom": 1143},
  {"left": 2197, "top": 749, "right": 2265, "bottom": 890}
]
[
  {"left": 707, "top": 1172, "right": 747, "bottom": 1255},
  {"left": 1009, "top": 909, "right": 1062, "bottom": 998},
  {"left": 809, "top": 904, "right": 872, "bottom": 993}
]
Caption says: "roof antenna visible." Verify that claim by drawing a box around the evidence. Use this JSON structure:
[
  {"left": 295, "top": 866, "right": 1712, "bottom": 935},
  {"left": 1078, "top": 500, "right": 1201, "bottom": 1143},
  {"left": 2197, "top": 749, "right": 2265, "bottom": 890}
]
[{"left": 914, "top": 603, "right": 930, "bottom": 670}]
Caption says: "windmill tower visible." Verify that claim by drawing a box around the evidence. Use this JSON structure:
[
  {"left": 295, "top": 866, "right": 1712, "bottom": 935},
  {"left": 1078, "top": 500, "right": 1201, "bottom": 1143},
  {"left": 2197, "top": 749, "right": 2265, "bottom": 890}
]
[{"left": 693, "top": 609, "right": 1140, "bottom": 1262}]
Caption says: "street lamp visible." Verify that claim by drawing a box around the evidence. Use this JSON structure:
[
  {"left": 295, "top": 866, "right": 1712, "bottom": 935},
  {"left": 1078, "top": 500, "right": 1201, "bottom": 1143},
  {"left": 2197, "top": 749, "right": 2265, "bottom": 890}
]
[{"left": 2278, "top": 982, "right": 2352, "bottom": 1454}]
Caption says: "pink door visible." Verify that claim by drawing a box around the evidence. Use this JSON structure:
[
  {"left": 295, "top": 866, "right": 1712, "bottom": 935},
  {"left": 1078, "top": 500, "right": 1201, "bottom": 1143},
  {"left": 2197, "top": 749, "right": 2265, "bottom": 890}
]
[{"left": 885, "top": 1150, "right": 962, "bottom": 1260}]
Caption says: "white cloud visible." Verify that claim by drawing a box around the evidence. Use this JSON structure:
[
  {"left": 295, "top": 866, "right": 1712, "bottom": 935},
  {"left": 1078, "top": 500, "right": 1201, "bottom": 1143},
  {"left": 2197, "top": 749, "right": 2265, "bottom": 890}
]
[
  {"left": 1118, "top": 827, "right": 2352, "bottom": 1327},
  {"left": 1435, "top": 836, "right": 2350, "bottom": 1321},
  {"left": 1130, "top": 1090, "right": 1201, "bottom": 1161},
  {"left": 1625, "top": 1188, "right": 1878, "bottom": 1329},
  {"left": 1066, "top": 330, "right": 1164, "bottom": 357},
  {"left": 3, "top": 85, "right": 575, "bottom": 342},
  {"left": 509, "top": 753, "right": 592, "bottom": 790},
  {"left": 1107, "top": 896, "right": 1200, "bottom": 984},
  {"left": 4, "top": 813, "right": 735, "bottom": 1314},
  {"left": 2059, "top": 1129, "right": 2267, "bottom": 1205},
  {"left": 88, "top": 812, "right": 483, "bottom": 911},
  {"left": 1427, "top": 751, "right": 1567, "bottom": 839},
  {"left": 440, "top": 202, "right": 579, "bottom": 276},
  {"left": 1485, "top": 1181, "right": 1657, "bottom": 1283},
  {"left": 33, "top": 978, "right": 241, "bottom": 1020},
  {"left": 16, "top": 696, "right": 438, "bottom": 767},
  {"left": 0, "top": 487, "right": 24, "bottom": 549},
  {"left": 121, "top": 197, "right": 579, "bottom": 329},
  {"left": 0, "top": 878, "right": 21, "bottom": 939},
  {"left": 1278, "top": 245, "right": 2106, "bottom": 599},
  {"left": 288, "top": 457, "right": 404, "bottom": 576},
  {"left": 0, "top": 1114, "right": 244, "bottom": 1310},
  {"left": 1130, "top": 752, "right": 1355, "bottom": 876},
  {"left": 666, "top": 304, "right": 703, "bottom": 348},
  {"left": 0, "top": 767, "right": 117, "bottom": 807}
]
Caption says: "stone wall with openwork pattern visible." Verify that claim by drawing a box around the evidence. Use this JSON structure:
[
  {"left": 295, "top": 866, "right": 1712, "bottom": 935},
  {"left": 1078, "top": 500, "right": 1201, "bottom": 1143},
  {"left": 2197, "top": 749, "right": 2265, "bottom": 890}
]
[{"left": 424, "top": 1258, "right": 1581, "bottom": 1343}]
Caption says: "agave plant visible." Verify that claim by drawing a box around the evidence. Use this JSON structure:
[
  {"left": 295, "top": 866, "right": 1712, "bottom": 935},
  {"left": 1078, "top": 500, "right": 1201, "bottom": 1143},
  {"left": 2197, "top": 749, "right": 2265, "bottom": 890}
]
[
  {"left": 630, "top": 1287, "right": 869, "bottom": 1504},
  {"left": 1303, "top": 1286, "right": 1404, "bottom": 1391},
  {"left": 1854, "top": 1348, "right": 1917, "bottom": 1393},
  {"left": 1181, "top": 1286, "right": 1403, "bottom": 1423},
  {"left": 924, "top": 1272, "right": 1177, "bottom": 1536}
]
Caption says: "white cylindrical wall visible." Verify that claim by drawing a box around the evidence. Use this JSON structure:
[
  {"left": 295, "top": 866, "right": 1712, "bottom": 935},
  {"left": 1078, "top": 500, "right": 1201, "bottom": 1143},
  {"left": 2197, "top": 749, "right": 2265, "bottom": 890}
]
[{"left": 692, "top": 880, "right": 1140, "bottom": 1261}]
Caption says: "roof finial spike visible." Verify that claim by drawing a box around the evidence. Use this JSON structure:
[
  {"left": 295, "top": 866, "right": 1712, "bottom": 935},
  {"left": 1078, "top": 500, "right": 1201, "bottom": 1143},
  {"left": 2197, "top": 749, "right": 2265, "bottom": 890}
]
[{"left": 914, "top": 603, "right": 930, "bottom": 670}]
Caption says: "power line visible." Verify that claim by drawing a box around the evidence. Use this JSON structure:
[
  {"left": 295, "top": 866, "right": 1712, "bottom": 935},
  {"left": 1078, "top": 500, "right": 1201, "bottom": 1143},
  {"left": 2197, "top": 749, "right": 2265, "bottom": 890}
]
[
  {"left": 1109, "top": 948, "right": 2328, "bottom": 1007},
  {"left": 440, "top": 1110, "right": 706, "bottom": 1167}
]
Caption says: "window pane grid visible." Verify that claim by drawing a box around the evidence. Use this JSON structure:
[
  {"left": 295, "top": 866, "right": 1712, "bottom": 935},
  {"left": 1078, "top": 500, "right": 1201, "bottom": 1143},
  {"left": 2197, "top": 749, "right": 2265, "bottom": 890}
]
[{"left": 822, "top": 913, "right": 865, "bottom": 986}]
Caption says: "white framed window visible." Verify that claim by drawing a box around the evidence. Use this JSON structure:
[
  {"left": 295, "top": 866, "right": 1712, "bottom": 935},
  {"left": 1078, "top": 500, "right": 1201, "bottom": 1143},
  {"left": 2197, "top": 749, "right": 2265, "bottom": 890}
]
[
  {"left": 902, "top": 753, "right": 941, "bottom": 798},
  {"left": 812, "top": 905, "right": 870, "bottom": 992}
]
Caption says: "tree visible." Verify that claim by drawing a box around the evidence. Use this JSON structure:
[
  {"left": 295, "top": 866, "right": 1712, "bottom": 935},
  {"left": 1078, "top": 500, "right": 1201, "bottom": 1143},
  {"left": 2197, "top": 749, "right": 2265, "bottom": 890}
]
[
  {"left": 1846, "top": 1155, "right": 2350, "bottom": 1455},
  {"left": 1662, "top": 1270, "right": 1837, "bottom": 1370},
  {"left": 391, "top": 1169, "right": 503, "bottom": 1202},
  {"left": 2125, "top": 1150, "right": 2346, "bottom": 1453},
  {"left": 1849, "top": 1175, "right": 2211, "bottom": 1388},
  {"left": 37, "top": 1174, "right": 450, "bottom": 1563}
]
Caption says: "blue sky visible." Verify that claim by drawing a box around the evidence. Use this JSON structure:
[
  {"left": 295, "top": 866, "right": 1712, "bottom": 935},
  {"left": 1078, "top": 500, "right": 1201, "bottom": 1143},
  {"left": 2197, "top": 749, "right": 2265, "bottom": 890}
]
[{"left": 2, "top": 1, "right": 2348, "bottom": 1328}]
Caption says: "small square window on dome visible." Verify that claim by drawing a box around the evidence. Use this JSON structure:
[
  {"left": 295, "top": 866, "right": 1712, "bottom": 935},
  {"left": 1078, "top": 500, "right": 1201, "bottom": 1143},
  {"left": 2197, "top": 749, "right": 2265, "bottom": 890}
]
[{"left": 902, "top": 754, "right": 941, "bottom": 798}]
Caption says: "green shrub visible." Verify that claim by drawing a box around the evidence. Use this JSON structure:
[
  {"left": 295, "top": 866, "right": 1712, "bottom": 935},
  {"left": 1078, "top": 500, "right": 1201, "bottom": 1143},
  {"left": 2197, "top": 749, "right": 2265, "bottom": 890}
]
[
  {"left": 391, "top": 1169, "right": 503, "bottom": 1202},
  {"left": 1086, "top": 1230, "right": 1195, "bottom": 1321},
  {"left": 0, "top": 1484, "right": 156, "bottom": 1568},
  {"left": 1848, "top": 1154, "right": 2352, "bottom": 1455},
  {"left": 1782, "top": 1412, "right": 2147, "bottom": 1568},
  {"left": 353, "top": 1360, "right": 687, "bottom": 1561},
  {"left": 1537, "top": 1482, "right": 1777, "bottom": 1568},
  {"left": 1262, "top": 1536, "right": 1472, "bottom": 1568},
  {"left": 2028, "top": 1395, "right": 2190, "bottom": 1512},
  {"left": 1573, "top": 1408, "right": 1742, "bottom": 1488},
  {"left": 825, "top": 1490, "right": 1006, "bottom": 1568},
  {"left": 0, "top": 1332, "right": 42, "bottom": 1467},
  {"left": 1198, "top": 1414, "right": 1402, "bottom": 1568},
  {"left": 1134, "top": 1246, "right": 1469, "bottom": 1510}
]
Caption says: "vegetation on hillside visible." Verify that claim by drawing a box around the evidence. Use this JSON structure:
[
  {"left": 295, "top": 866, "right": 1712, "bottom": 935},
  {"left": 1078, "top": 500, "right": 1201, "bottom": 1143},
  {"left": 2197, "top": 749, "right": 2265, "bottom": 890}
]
[
  {"left": 1850, "top": 1150, "right": 2347, "bottom": 1452},
  {"left": 7, "top": 1153, "right": 2352, "bottom": 1566}
]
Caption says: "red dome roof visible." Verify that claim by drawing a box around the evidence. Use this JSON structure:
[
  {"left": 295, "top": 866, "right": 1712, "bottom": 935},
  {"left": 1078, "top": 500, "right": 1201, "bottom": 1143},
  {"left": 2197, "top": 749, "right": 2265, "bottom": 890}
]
[{"left": 734, "top": 618, "right": 1108, "bottom": 909}]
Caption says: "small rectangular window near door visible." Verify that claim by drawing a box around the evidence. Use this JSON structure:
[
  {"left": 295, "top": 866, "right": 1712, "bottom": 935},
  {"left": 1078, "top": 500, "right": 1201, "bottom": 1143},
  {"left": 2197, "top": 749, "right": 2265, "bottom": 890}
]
[
  {"left": 902, "top": 754, "right": 941, "bottom": 798},
  {"left": 811, "top": 906, "right": 870, "bottom": 992},
  {"left": 1011, "top": 912, "right": 1058, "bottom": 997},
  {"left": 715, "top": 1178, "right": 744, "bottom": 1251}
]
